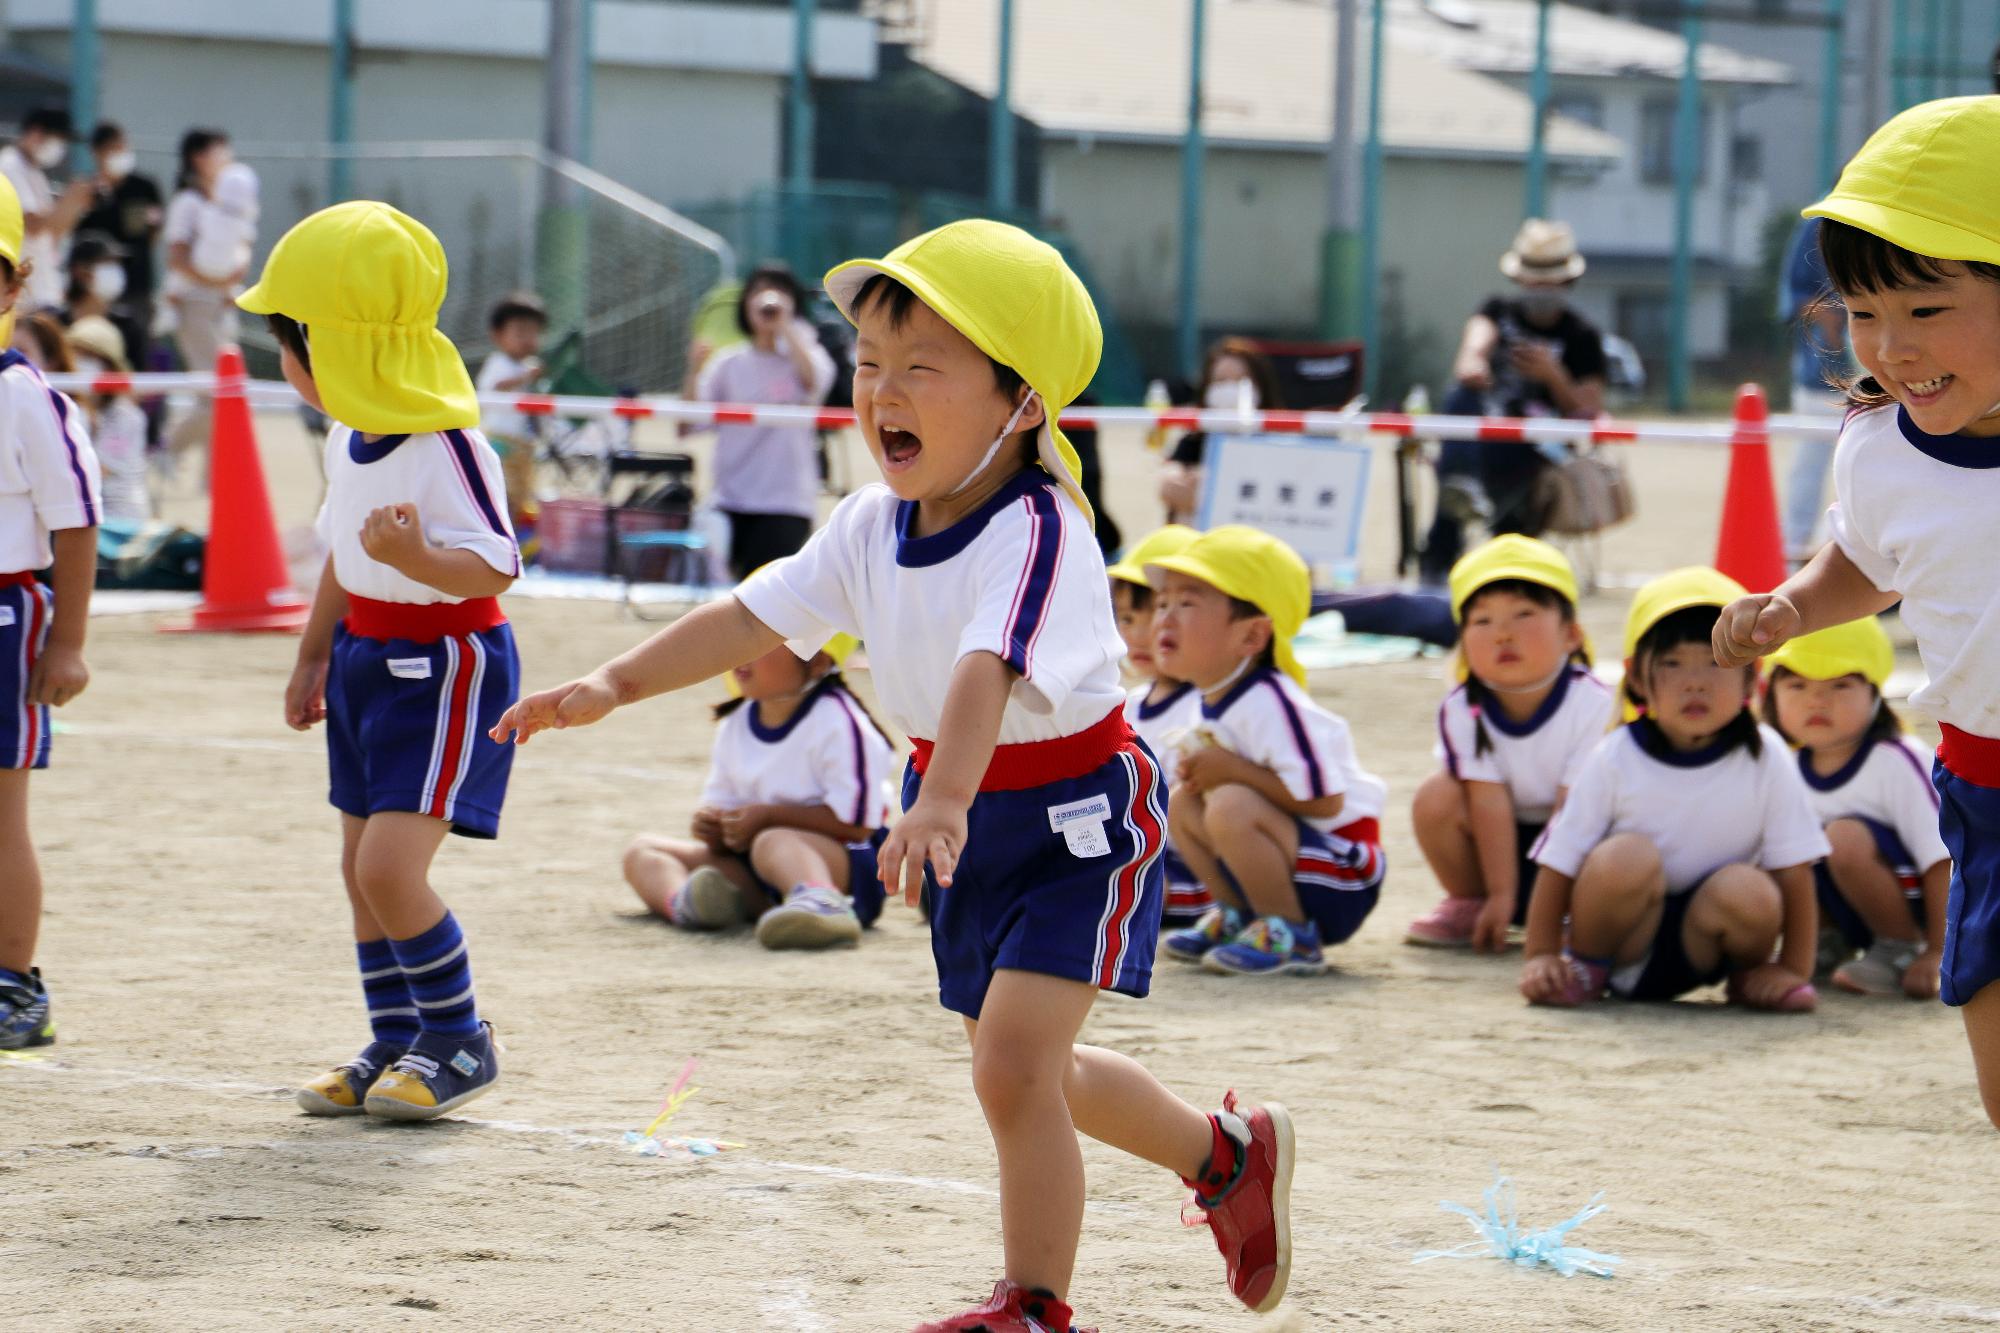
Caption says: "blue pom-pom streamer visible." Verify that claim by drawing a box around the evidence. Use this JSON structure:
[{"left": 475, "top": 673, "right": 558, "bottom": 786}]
[{"left": 1413, "top": 1172, "right": 1621, "bottom": 1278}]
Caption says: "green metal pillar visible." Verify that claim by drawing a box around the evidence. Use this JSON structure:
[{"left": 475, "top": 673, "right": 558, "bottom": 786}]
[
  {"left": 1889, "top": 0, "right": 1912, "bottom": 107},
  {"left": 70, "top": 0, "right": 98, "bottom": 172},
  {"left": 1925, "top": 0, "right": 1944, "bottom": 98},
  {"left": 1175, "top": 0, "right": 1207, "bottom": 380},
  {"left": 990, "top": 0, "right": 1016, "bottom": 213},
  {"left": 1816, "top": 0, "right": 1846, "bottom": 190},
  {"left": 1524, "top": 0, "right": 1553, "bottom": 219},
  {"left": 1666, "top": 10, "right": 1701, "bottom": 412},
  {"left": 1319, "top": 0, "right": 1362, "bottom": 339},
  {"left": 789, "top": 0, "right": 816, "bottom": 190},
  {"left": 1359, "top": 0, "right": 1386, "bottom": 402},
  {"left": 1941, "top": 0, "right": 1960, "bottom": 93},
  {"left": 329, "top": 0, "right": 354, "bottom": 202}
]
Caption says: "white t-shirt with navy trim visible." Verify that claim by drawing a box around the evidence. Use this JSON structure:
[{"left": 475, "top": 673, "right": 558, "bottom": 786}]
[
  {"left": 1125, "top": 681, "right": 1201, "bottom": 766},
  {"left": 737, "top": 468, "right": 1127, "bottom": 746},
  {"left": 1196, "top": 665, "right": 1386, "bottom": 834},
  {"left": 1828, "top": 404, "right": 2000, "bottom": 735},
  {"left": 315, "top": 424, "right": 519, "bottom": 604},
  {"left": 1434, "top": 665, "right": 1617, "bottom": 823},
  {"left": 699, "top": 680, "right": 896, "bottom": 830},
  {"left": 1797, "top": 735, "right": 1948, "bottom": 874},
  {"left": 0, "top": 350, "right": 103, "bottom": 574},
  {"left": 1534, "top": 720, "right": 1831, "bottom": 893}
]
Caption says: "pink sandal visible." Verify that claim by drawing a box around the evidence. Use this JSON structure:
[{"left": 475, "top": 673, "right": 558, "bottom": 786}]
[{"left": 1405, "top": 898, "right": 1483, "bottom": 948}]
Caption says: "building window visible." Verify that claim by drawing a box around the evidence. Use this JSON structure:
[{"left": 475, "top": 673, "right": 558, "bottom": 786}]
[
  {"left": 1549, "top": 92, "right": 1605, "bottom": 130},
  {"left": 1640, "top": 98, "right": 1708, "bottom": 185},
  {"left": 1731, "top": 133, "right": 1763, "bottom": 181}
]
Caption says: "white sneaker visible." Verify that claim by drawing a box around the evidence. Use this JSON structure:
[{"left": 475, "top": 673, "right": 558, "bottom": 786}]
[
  {"left": 1833, "top": 938, "right": 1922, "bottom": 997},
  {"left": 754, "top": 884, "right": 862, "bottom": 950}
]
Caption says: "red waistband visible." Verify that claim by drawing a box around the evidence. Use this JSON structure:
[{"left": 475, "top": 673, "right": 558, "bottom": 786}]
[
  {"left": 0, "top": 570, "right": 38, "bottom": 588},
  {"left": 1331, "top": 817, "right": 1381, "bottom": 846},
  {"left": 1939, "top": 724, "right": 2000, "bottom": 788},
  {"left": 911, "top": 708, "right": 1135, "bottom": 793},
  {"left": 344, "top": 595, "right": 506, "bottom": 642}
]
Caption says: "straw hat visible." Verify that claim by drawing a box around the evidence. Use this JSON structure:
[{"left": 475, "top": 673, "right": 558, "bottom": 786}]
[
  {"left": 65, "top": 315, "right": 130, "bottom": 373},
  {"left": 1499, "top": 218, "right": 1587, "bottom": 284}
]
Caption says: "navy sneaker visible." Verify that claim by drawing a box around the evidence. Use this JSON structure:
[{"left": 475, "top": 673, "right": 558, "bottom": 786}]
[
  {"left": 1203, "top": 917, "right": 1329, "bottom": 977},
  {"left": 296, "top": 1040, "right": 408, "bottom": 1116},
  {"left": 0, "top": 967, "right": 54, "bottom": 1049},
  {"left": 364, "top": 1022, "right": 500, "bottom": 1120}
]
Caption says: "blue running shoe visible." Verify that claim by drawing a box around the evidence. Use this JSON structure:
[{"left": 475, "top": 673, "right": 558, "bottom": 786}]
[
  {"left": 1165, "top": 907, "right": 1245, "bottom": 963},
  {"left": 0, "top": 967, "right": 53, "bottom": 1049},
  {"left": 364, "top": 1022, "right": 500, "bottom": 1121},
  {"left": 296, "top": 1040, "right": 408, "bottom": 1117},
  {"left": 1203, "top": 918, "right": 1328, "bottom": 977}
]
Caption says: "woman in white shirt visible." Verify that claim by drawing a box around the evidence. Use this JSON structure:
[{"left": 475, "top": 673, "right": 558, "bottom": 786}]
[{"left": 161, "top": 129, "right": 246, "bottom": 469}]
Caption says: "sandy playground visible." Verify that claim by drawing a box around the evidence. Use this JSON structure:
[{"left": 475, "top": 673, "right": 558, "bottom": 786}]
[{"left": 6, "top": 414, "right": 1999, "bottom": 1332}]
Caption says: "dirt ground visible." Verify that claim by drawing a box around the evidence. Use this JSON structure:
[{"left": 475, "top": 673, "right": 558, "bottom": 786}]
[{"left": 6, "top": 415, "right": 1997, "bottom": 1332}]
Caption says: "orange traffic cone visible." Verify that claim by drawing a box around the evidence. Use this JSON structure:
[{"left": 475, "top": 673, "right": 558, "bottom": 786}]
[
  {"left": 170, "top": 346, "right": 311, "bottom": 632},
  {"left": 1713, "top": 383, "right": 1787, "bottom": 593}
]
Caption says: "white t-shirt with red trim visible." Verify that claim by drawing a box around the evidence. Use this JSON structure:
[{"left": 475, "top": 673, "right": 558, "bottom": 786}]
[
  {"left": 700, "top": 680, "right": 896, "bottom": 830},
  {"left": 737, "top": 468, "right": 1127, "bottom": 747},
  {"left": 0, "top": 350, "right": 103, "bottom": 573},
  {"left": 1195, "top": 665, "right": 1386, "bottom": 834},
  {"left": 1434, "top": 665, "right": 1618, "bottom": 823},
  {"left": 315, "top": 424, "right": 519, "bottom": 604}
]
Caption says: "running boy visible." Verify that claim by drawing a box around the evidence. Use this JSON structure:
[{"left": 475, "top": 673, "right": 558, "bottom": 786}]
[
  {"left": 1715, "top": 97, "right": 2000, "bottom": 1118},
  {"left": 240, "top": 202, "right": 521, "bottom": 1120},
  {"left": 1151, "top": 526, "right": 1388, "bottom": 976},
  {"left": 0, "top": 173, "right": 102, "bottom": 1048},
  {"left": 494, "top": 220, "right": 1295, "bottom": 1329}
]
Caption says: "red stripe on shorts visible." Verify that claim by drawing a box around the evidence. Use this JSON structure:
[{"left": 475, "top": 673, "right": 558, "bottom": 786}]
[
  {"left": 19, "top": 585, "right": 46, "bottom": 768},
  {"left": 1097, "top": 744, "right": 1165, "bottom": 989},
  {"left": 426, "top": 637, "right": 478, "bottom": 821}
]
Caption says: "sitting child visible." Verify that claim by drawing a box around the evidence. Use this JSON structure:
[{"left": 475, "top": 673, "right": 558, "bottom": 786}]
[
  {"left": 1109, "top": 522, "right": 1211, "bottom": 925},
  {"left": 64, "top": 316, "right": 149, "bottom": 524},
  {"left": 622, "top": 634, "right": 893, "bottom": 949},
  {"left": 1152, "top": 526, "right": 1387, "bottom": 976},
  {"left": 1407, "top": 536, "right": 1614, "bottom": 951},
  {"left": 1764, "top": 617, "right": 1948, "bottom": 998},
  {"left": 190, "top": 162, "right": 258, "bottom": 285},
  {"left": 1521, "top": 568, "right": 1830, "bottom": 1009}
]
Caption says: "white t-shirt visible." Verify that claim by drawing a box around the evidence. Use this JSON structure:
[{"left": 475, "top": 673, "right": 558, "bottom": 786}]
[
  {"left": 694, "top": 335, "right": 836, "bottom": 519},
  {"left": 476, "top": 351, "right": 541, "bottom": 444},
  {"left": 1124, "top": 681, "right": 1201, "bottom": 766},
  {"left": 0, "top": 145, "right": 60, "bottom": 310},
  {"left": 1797, "top": 735, "right": 1948, "bottom": 874},
  {"left": 0, "top": 350, "right": 103, "bottom": 573},
  {"left": 737, "top": 468, "right": 1127, "bottom": 746},
  {"left": 88, "top": 397, "right": 150, "bottom": 525},
  {"left": 699, "top": 680, "right": 896, "bottom": 830},
  {"left": 1828, "top": 403, "right": 2000, "bottom": 735},
  {"left": 1434, "top": 664, "right": 1618, "bottom": 823},
  {"left": 1196, "top": 665, "right": 1387, "bottom": 834},
  {"left": 314, "top": 424, "right": 519, "bottom": 604},
  {"left": 1534, "top": 721, "right": 1831, "bottom": 892}
]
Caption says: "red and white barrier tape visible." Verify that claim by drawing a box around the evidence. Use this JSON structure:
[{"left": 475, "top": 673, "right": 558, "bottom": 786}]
[{"left": 40, "top": 371, "right": 1840, "bottom": 444}]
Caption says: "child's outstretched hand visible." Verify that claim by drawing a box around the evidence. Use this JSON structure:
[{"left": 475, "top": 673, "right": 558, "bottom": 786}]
[
  {"left": 284, "top": 656, "right": 328, "bottom": 731},
  {"left": 490, "top": 671, "right": 619, "bottom": 745},
  {"left": 1712, "top": 592, "right": 1801, "bottom": 668},
  {"left": 879, "top": 796, "right": 966, "bottom": 908}
]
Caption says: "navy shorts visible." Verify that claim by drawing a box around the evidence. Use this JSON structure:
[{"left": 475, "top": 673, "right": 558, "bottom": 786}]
[
  {"left": 1513, "top": 819, "right": 1548, "bottom": 927},
  {"left": 749, "top": 827, "right": 889, "bottom": 927},
  {"left": 1217, "top": 818, "right": 1385, "bottom": 945},
  {"left": 1814, "top": 816, "right": 1926, "bottom": 950},
  {"left": 1611, "top": 887, "right": 1730, "bottom": 1002},
  {"left": 905, "top": 739, "right": 1166, "bottom": 1020},
  {"left": 1935, "top": 759, "right": 2000, "bottom": 1007},
  {"left": 0, "top": 578, "right": 52, "bottom": 771},
  {"left": 1161, "top": 846, "right": 1212, "bottom": 922},
  {"left": 326, "top": 621, "right": 519, "bottom": 838}
]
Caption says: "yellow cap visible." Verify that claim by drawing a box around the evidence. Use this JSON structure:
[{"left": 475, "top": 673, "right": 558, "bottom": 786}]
[
  {"left": 1804, "top": 97, "right": 2000, "bottom": 267},
  {"left": 1448, "top": 534, "right": 1579, "bottom": 621},
  {"left": 1767, "top": 616, "right": 1894, "bottom": 689},
  {"left": 1148, "top": 525, "right": 1311, "bottom": 686},
  {"left": 1107, "top": 524, "right": 1200, "bottom": 587},
  {"left": 0, "top": 172, "right": 21, "bottom": 269},
  {"left": 824, "top": 220, "right": 1103, "bottom": 525},
  {"left": 1623, "top": 566, "right": 1749, "bottom": 662},
  {"left": 237, "top": 201, "right": 477, "bottom": 435}
]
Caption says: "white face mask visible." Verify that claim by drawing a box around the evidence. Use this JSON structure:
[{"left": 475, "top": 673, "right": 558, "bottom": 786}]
[
  {"left": 33, "top": 139, "right": 66, "bottom": 170},
  {"left": 91, "top": 264, "right": 127, "bottom": 302},
  {"left": 945, "top": 389, "right": 1040, "bottom": 499},
  {"left": 103, "top": 149, "right": 136, "bottom": 179},
  {"left": 1204, "top": 380, "right": 1258, "bottom": 411}
]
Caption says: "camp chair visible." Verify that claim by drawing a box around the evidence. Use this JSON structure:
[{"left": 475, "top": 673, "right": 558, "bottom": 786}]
[{"left": 602, "top": 450, "right": 710, "bottom": 619}]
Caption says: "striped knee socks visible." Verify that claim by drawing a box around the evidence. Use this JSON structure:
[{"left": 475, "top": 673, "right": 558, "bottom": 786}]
[
  {"left": 387, "top": 912, "right": 483, "bottom": 1039},
  {"left": 356, "top": 939, "right": 419, "bottom": 1046}
]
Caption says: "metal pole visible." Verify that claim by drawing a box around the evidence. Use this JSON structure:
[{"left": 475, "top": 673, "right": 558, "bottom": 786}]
[
  {"left": 70, "top": 0, "right": 99, "bottom": 173},
  {"left": 1889, "top": 0, "right": 1909, "bottom": 108},
  {"left": 1941, "top": 0, "right": 1960, "bottom": 93},
  {"left": 1816, "top": 0, "right": 1845, "bottom": 191},
  {"left": 1175, "top": 0, "right": 1207, "bottom": 380},
  {"left": 542, "top": 0, "right": 588, "bottom": 335},
  {"left": 1524, "top": 0, "right": 1553, "bottom": 219},
  {"left": 789, "top": 0, "right": 816, "bottom": 191},
  {"left": 329, "top": 0, "right": 354, "bottom": 202},
  {"left": 1667, "top": 10, "right": 1701, "bottom": 412},
  {"left": 1319, "top": 0, "right": 1362, "bottom": 338},
  {"left": 990, "top": 0, "right": 1016, "bottom": 213},
  {"left": 1360, "top": 0, "right": 1386, "bottom": 402},
  {"left": 1858, "top": 0, "right": 1883, "bottom": 136},
  {"left": 1924, "top": 0, "right": 1942, "bottom": 97},
  {"left": 580, "top": 0, "right": 595, "bottom": 166}
]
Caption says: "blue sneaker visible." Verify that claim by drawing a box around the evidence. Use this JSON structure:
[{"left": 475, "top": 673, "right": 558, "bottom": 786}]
[
  {"left": 296, "top": 1040, "right": 408, "bottom": 1117},
  {"left": 364, "top": 1022, "right": 500, "bottom": 1121},
  {"left": 0, "top": 967, "right": 53, "bottom": 1049},
  {"left": 1203, "top": 918, "right": 1328, "bottom": 977},
  {"left": 1165, "top": 907, "right": 1245, "bottom": 963}
]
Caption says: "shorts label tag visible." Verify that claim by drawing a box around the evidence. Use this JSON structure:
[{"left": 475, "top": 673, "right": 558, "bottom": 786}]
[
  {"left": 387, "top": 657, "right": 433, "bottom": 680},
  {"left": 1049, "top": 794, "right": 1114, "bottom": 859},
  {"left": 0, "top": 606, "right": 14, "bottom": 627}
]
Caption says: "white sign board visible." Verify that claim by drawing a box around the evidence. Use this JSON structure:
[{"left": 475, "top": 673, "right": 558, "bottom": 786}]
[{"left": 1197, "top": 434, "right": 1372, "bottom": 584}]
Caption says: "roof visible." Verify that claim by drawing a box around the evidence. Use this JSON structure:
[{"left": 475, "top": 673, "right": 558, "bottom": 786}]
[
  {"left": 909, "top": 0, "right": 1625, "bottom": 162},
  {"left": 1386, "top": 0, "right": 1792, "bottom": 85}
]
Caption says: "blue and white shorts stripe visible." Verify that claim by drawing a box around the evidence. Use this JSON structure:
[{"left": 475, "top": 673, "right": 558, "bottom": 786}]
[{"left": 0, "top": 580, "right": 53, "bottom": 771}]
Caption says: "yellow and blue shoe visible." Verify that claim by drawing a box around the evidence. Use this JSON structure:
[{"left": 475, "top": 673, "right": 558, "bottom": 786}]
[
  {"left": 364, "top": 1023, "right": 500, "bottom": 1121},
  {"left": 0, "top": 967, "right": 54, "bottom": 1049},
  {"left": 296, "top": 1040, "right": 408, "bottom": 1116}
]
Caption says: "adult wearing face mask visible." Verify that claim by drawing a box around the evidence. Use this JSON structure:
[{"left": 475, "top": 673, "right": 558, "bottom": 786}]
[
  {"left": 59, "top": 232, "right": 144, "bottom": 366},
  {"left": 0, "top": 108, "right": 94, "bottom": 313},
  {"left": 77, "top": 122, "right": 164, "bottom": 364},
  {"left": 1418, "top": 219, "right": 1606, "bottom": 583},
  {"left": 1157, "top": 337, "right": 1283, "bottom": 526}
]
